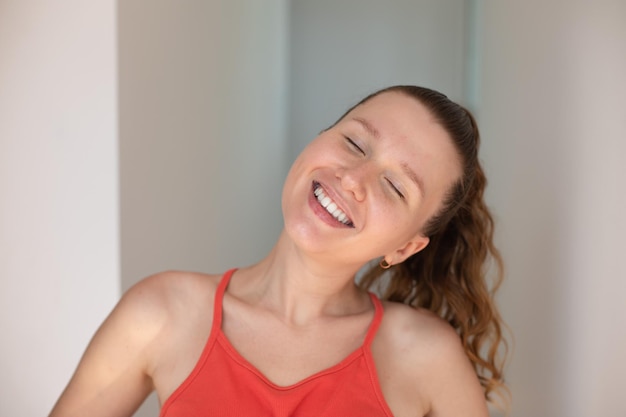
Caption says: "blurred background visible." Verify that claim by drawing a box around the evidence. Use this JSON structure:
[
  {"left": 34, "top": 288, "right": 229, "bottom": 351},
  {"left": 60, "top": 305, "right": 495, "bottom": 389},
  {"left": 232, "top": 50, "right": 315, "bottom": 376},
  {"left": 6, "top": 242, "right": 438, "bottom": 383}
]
[{"left": 1, "top": 1, "right": 625, "bottom": 416}]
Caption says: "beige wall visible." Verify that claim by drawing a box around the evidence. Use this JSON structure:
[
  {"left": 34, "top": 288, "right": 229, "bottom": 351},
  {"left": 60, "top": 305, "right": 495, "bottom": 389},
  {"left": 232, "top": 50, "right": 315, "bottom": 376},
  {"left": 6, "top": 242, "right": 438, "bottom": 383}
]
[
  {"left": 118, "top": 1, "right": 289, "bottom": 415},
  {"left": 0, "top": 1, "right": 119, "bottom": 415},
  {"left": 288, "top": 0, "right": 468, "bottom": 158},
  {"left": 119, "top": 0, "right": 288, "bottom": 291},
  {"left": 478, "top": 1, "right": 626, "bottom": 416}
]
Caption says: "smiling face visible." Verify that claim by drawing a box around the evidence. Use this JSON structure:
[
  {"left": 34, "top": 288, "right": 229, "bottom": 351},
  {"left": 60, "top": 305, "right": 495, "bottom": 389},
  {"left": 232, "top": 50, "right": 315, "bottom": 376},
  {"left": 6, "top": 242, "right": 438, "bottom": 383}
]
[{"left": 282, "top": 91, "right": 463, "bottom": 267}]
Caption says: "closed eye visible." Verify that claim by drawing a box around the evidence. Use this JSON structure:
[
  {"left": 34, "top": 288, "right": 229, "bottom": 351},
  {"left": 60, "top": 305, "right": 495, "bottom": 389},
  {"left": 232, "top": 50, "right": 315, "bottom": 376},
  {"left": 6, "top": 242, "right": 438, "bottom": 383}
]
[
  {"left": 345, "top": 137, "right": 365, "bottom": 155},
  {"left": 386, "top": 178, "right": 405, "bottom": 199}
]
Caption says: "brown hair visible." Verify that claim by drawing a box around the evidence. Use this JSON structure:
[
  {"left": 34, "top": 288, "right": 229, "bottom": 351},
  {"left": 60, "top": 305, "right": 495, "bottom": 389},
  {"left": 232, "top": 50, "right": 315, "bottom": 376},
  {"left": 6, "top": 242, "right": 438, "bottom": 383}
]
[{"left": 344, "top": 86, "right": 509, "bottom": 404}]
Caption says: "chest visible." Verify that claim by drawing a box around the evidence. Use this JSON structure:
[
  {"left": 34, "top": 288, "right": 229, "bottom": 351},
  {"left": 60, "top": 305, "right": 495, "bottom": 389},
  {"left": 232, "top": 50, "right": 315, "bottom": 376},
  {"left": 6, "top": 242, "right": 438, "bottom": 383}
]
[
  {"left": 220, "top": 304, "right": 431, "bottom": 417},
  {"left": 221, "top": 306, "right": 372, "bottom": 387},
  {"left": 152, "top": 298, "right": 429, "bottom": 417}
]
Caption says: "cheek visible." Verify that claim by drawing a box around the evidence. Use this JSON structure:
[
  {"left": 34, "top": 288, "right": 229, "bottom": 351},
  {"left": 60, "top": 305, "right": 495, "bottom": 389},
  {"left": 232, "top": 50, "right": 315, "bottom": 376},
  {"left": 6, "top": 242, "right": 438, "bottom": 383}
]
[
  {"left": 286, "top": 142, "right": 322, "bottom": 175},
  {"left": 303, "top": 133, "right": 341, "bottom": 158},
  {"left": 281, "top": 157, "right": 306, "bottom": 214},
  {"left": 379, "top": 198, "right": 429, "bottom": 237},
  {"left": 370, "top": 204, "right": 419, "bottom": 239}
]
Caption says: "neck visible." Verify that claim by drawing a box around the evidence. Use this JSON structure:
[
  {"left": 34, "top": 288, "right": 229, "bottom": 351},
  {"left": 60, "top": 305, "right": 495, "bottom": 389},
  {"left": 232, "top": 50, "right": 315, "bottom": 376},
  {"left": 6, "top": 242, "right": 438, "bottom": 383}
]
[{"left": 235, "top": 231, "right": 372, "bottom": 326}]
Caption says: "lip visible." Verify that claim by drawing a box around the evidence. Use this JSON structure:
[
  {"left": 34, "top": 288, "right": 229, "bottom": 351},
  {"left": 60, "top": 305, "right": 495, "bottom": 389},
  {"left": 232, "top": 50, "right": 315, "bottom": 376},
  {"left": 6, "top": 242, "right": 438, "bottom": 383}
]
[{"left": 309, "top": 181, "right": 355, "bottom": 228}]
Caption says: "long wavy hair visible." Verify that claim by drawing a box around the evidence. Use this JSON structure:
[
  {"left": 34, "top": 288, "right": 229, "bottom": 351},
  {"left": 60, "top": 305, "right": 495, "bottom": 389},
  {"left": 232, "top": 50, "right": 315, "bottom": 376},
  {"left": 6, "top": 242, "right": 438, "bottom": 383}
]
[{"left": 341, "top": 86, "right": 509, "bottom": 405}]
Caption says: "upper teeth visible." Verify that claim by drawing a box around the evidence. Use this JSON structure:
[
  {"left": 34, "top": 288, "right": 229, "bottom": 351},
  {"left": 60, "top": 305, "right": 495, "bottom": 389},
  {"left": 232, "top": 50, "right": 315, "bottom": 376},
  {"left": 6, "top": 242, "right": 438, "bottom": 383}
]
[{"left": 314, "top": 185, "right": 351, "bottom": 225}]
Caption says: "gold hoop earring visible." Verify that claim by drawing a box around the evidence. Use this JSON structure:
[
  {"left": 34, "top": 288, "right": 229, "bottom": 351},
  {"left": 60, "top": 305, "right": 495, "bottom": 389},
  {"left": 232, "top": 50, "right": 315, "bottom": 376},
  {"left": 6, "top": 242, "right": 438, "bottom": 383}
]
[{"left": 380, "top": 259, "right": 391, "bottom": 269}]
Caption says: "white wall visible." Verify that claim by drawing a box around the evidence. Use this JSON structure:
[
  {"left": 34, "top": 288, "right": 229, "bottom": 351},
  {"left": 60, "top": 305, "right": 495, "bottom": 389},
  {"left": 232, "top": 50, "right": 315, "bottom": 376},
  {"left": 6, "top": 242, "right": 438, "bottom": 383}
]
[
  {"left": 0, "top": 1, "right": 119, "bottom": 416},
  {"left": 478, "top": 1, "right": 626, "bottom": 416},
  {"left": 118, "top": 1, "right": 289, "bottom": 415}
]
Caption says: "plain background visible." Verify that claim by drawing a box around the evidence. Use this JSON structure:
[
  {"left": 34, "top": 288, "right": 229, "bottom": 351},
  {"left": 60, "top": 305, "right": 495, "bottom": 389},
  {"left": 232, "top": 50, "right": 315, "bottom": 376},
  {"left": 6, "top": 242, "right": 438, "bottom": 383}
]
[{"left": 1, "top": 1, "right": 625, "bottom": 416}]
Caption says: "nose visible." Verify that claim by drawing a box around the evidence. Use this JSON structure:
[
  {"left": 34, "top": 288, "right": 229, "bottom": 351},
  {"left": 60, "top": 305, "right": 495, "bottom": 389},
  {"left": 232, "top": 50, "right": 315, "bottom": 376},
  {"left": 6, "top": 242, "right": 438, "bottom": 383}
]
[{"left": 336, "top": 164, "right": 369, "bottom": 202}]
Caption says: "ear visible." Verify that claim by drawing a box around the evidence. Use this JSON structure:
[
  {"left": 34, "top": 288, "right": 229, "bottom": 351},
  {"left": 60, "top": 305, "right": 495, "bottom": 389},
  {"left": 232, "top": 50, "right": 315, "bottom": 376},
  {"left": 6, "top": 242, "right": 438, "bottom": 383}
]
[{"left": 386, "top": 235, "right": 430, "bottom": 265}]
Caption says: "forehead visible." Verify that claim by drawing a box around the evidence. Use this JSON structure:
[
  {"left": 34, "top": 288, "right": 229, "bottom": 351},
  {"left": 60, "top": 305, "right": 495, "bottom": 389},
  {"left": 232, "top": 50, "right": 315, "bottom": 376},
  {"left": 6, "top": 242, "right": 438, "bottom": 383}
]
[
  {"left": 343, "top": 91, "right": 462, "bottom": 198},
  {"left": 347, "top": 91, "right": 438, "bottom": 133}
]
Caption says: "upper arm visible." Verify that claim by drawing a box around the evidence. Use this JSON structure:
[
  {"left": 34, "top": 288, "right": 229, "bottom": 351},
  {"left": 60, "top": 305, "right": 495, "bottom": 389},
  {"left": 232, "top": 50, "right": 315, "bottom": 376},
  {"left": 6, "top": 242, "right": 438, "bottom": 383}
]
[
  {"left": 421, "top": 323, "right": 489, "bottom": 417},
  {"left": 378, "top": 304, "right": 489, "bottom": 417},
  {"left": 49, "top": 274, "right": 173, "bottom": 417}
]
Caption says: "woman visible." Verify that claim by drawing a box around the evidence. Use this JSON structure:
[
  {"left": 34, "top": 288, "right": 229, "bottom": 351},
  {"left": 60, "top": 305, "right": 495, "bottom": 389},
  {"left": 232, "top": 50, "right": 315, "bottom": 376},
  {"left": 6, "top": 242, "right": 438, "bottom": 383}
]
[{"left": 50, "top": 86, "right": 507, "bottom": 417}]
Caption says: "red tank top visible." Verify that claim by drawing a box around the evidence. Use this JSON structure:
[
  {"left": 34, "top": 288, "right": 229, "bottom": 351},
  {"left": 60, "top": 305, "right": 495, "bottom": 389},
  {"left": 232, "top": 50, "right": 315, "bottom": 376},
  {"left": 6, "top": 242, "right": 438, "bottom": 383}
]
[{"left": 159, "top": 269, "right": 394, "bottom": 417}]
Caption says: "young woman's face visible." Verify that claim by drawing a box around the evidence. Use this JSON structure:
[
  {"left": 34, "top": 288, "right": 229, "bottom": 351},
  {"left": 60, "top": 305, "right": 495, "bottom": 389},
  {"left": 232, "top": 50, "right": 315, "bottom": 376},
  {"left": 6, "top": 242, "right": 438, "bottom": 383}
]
[{"left": 282, "top": 92, "right": 462, "bottom": 267}]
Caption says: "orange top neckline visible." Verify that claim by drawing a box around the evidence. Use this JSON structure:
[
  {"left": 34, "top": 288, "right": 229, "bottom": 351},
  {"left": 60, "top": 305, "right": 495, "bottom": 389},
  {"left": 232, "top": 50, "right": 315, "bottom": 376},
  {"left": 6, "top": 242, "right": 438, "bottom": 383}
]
[
  {"left": 160, "top": 268, "right": 394, "bottom": 417},
  {"left": 213, "top": 268, "right": 384, "bottom": 390}
]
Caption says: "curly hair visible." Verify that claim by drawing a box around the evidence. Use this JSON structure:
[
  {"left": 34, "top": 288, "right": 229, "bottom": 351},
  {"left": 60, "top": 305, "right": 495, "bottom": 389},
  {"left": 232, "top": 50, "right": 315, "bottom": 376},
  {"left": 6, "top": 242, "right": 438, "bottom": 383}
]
[{"left": 341, "top": 86, "right": 509, "bottom": 405}]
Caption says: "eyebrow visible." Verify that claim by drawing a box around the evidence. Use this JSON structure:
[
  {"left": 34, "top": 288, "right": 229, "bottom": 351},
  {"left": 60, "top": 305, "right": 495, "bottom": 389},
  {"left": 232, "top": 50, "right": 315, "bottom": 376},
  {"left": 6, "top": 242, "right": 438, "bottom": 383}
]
[
  {"left": 351, "top": 117, "right": 426, "bottom": 198},
  {"left": 401, "top": 162, "right": 426, "bottom": 198},
  {"left": 352, "top": 116, "right": 381, "bottom": 140}
]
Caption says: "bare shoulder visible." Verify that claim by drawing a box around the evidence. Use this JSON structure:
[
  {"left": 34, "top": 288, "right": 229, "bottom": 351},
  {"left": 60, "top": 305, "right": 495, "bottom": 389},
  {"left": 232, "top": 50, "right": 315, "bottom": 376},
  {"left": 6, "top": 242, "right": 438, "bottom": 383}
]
[
  {"left": 374, "top": 301, "right": 488, "bottom": 417},
  {"left": 118, "top": 270, "right": 226, "bottom": 364},
  {"left": 49, "top": 270, "right": 222, "bottom": 417},
  {"left": 124, "top": 270, "right": 222, "bottom": 317},
  {"left": 104, "top": 270, "right": 220, "bottom": 340},
  {"left": 376, "top": 301, "right": 467, "bottom": 384},
  {"left": 378, "top": 301, "right": 462, "bottom": 358}
]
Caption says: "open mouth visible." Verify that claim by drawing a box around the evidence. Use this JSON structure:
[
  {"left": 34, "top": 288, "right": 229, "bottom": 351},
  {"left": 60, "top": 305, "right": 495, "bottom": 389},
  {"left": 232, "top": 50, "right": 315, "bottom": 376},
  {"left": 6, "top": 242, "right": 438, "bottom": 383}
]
[{"left": 312, "top": 181, "right": 354, "bottom": 227}]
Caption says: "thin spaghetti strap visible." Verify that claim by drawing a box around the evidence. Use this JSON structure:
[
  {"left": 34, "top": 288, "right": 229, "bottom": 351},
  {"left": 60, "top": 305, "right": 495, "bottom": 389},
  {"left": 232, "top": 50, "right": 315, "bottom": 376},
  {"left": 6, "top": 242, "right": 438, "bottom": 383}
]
[
  {"left": 211, "top": 268, "right": 237, "bottom": 333},
  {"left": 363, "top": 293, "right": 384, "bottom": 348},
  {"left": 159, "top": 268, "right": 239, "bottom": 415}
]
